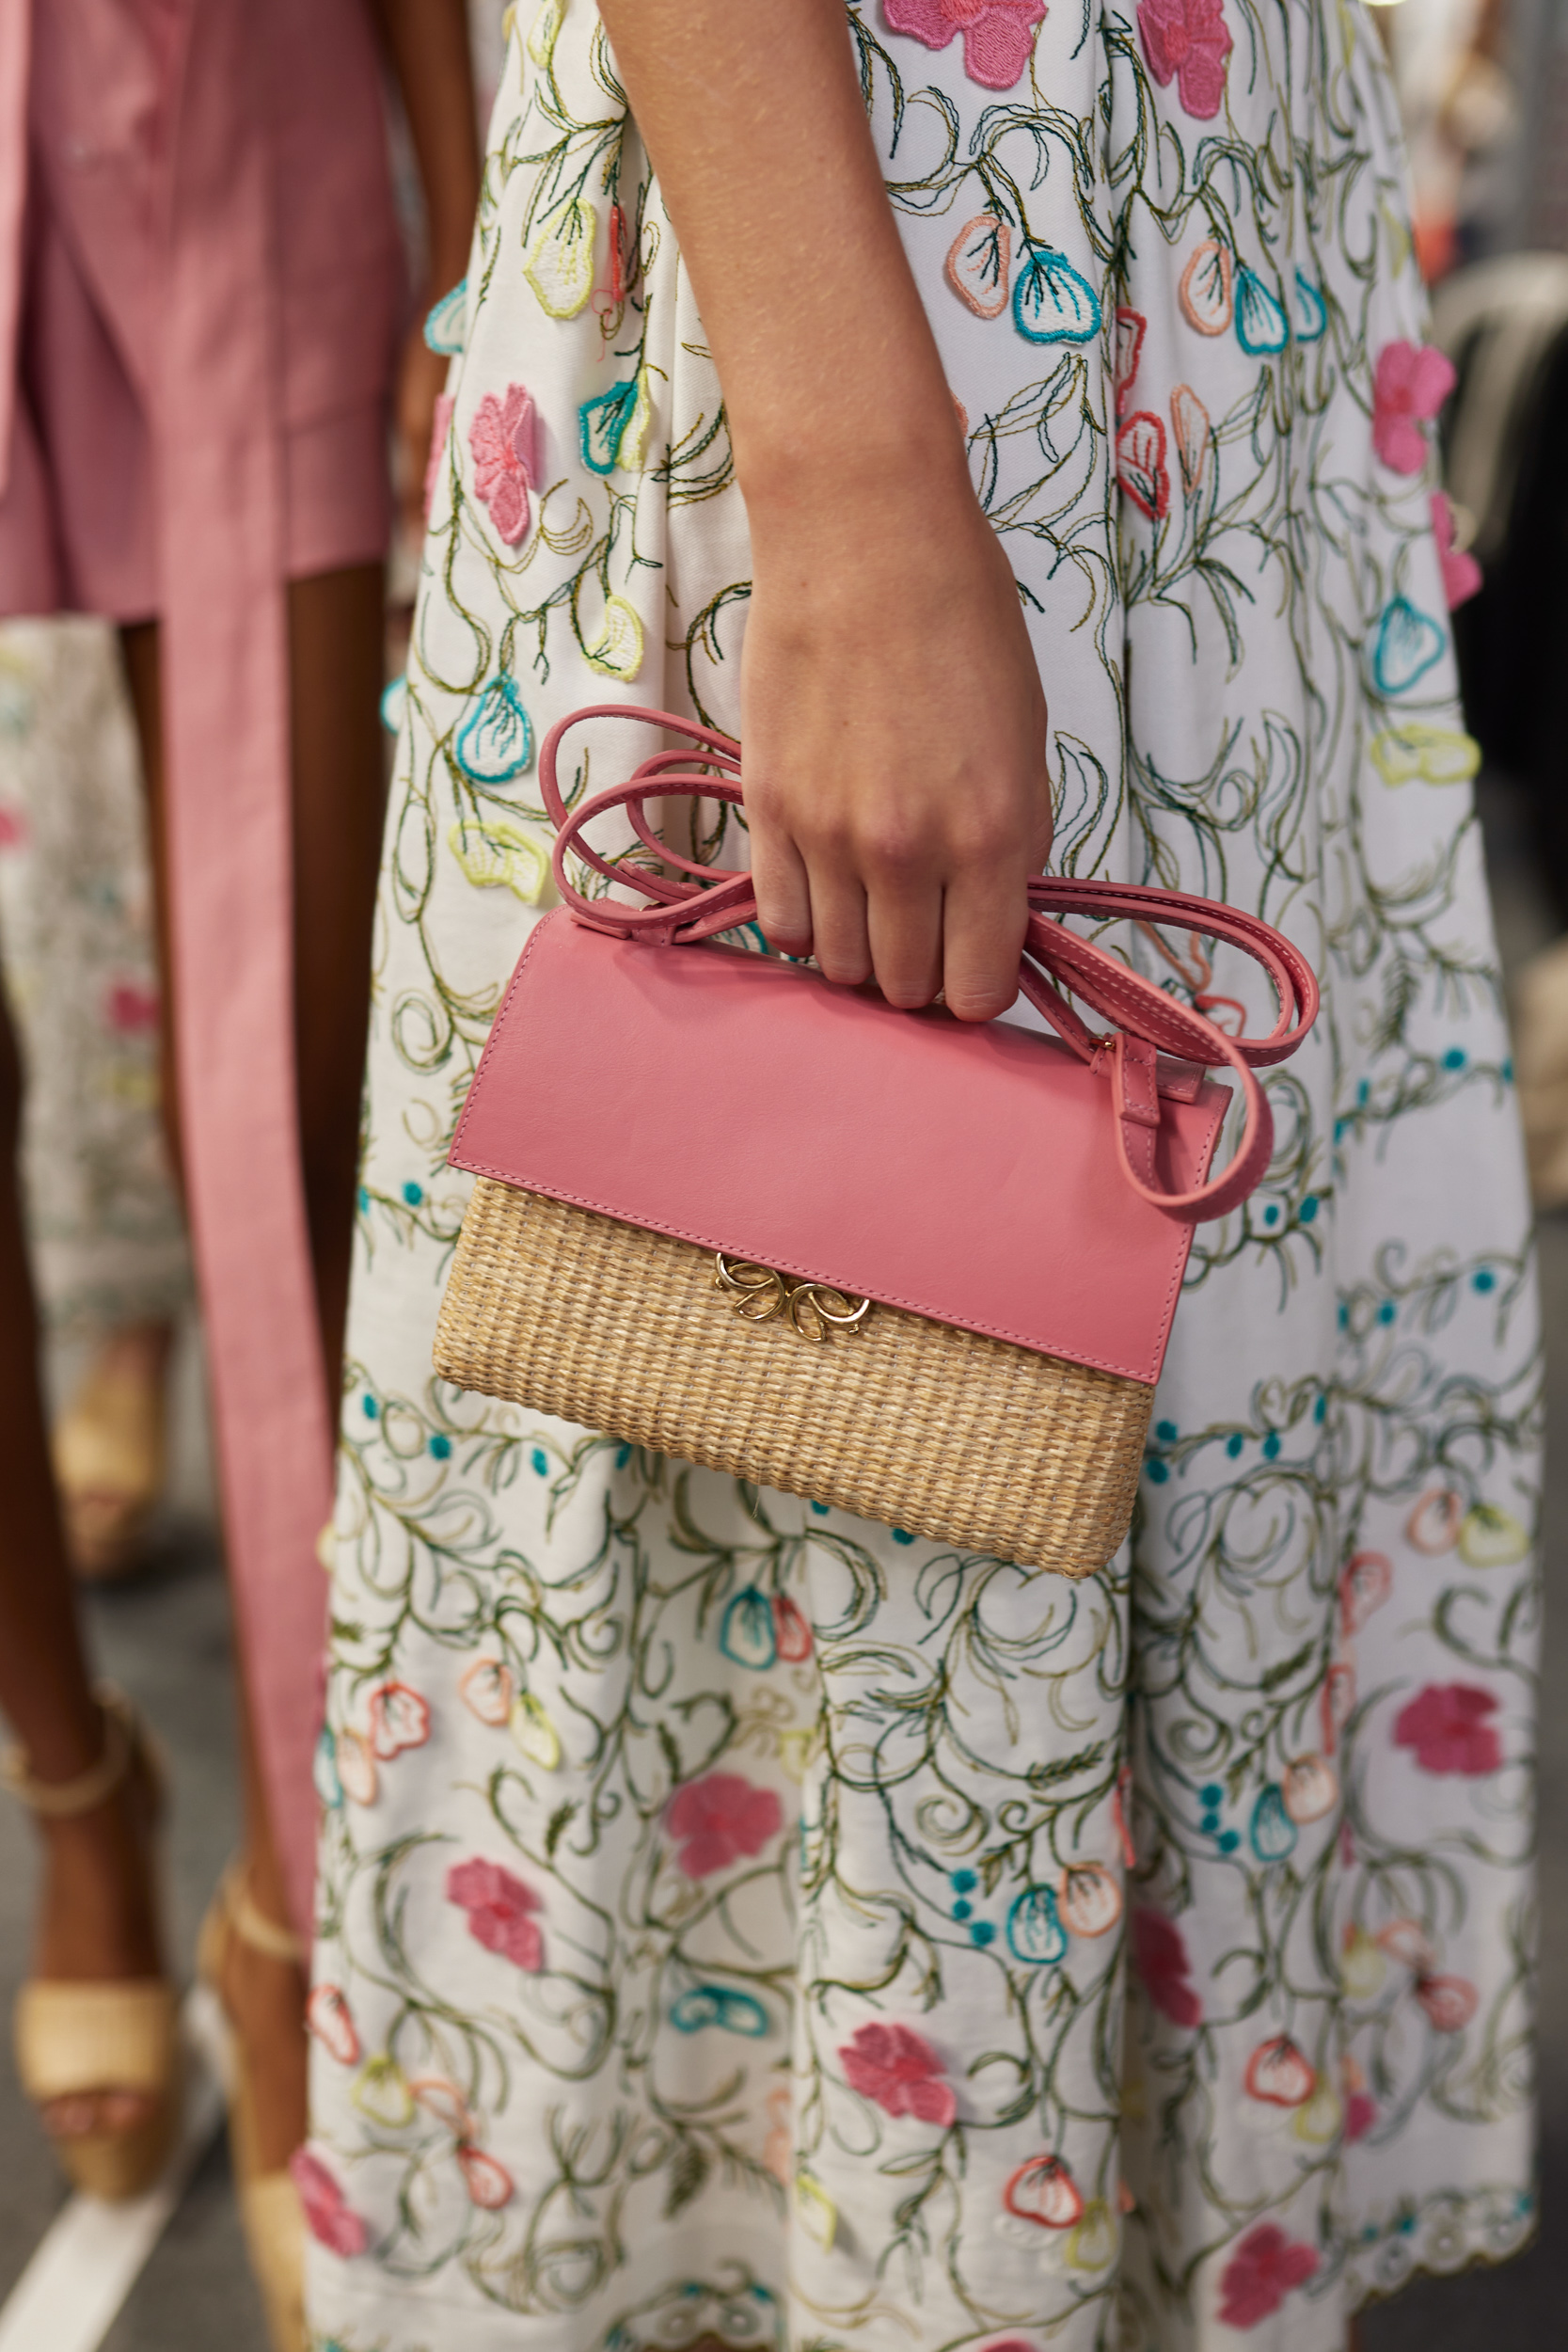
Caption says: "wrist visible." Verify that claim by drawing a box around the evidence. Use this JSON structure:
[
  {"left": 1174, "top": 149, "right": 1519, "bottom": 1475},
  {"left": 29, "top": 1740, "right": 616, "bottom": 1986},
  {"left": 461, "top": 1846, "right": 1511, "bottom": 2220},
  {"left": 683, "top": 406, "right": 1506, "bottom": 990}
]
[
  {"left": 736, "top": 404, "right": 972, "bottom": 528},
  {"left": 739, "top": 427, "right": 980, "bottom": 556}
]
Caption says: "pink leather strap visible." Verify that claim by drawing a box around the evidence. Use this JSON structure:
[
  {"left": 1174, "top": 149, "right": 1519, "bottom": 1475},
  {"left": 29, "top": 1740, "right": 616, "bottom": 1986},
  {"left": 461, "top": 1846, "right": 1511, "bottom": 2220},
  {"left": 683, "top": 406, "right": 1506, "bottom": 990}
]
[{"left": 540, "top": 707, "right": 1319, "bottom": 1223}]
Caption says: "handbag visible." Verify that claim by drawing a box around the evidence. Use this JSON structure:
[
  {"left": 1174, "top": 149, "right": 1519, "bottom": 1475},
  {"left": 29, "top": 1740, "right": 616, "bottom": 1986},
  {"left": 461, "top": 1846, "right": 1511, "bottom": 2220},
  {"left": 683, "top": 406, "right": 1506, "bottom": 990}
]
[{"left": 434, "top": 707, "right": 1318, "bottom": 1578}]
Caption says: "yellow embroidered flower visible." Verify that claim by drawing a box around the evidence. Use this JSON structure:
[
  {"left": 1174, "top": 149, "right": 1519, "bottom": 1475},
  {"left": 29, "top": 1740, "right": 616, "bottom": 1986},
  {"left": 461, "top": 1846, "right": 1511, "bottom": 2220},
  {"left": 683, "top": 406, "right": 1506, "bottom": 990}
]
[
  {"left": 796, "top": 2172, "right": 837, "bottom": 2249},
  {"left": 525, "top": 195, "right": 597, "bottom": 319},
  {"left": 526, "top": 0, "right": 562, "bottom": 69},
  {"left": 448, "top": 820, "right": 551, "bottom": 904},
  {"left": 511, "top": 1689, "right": 562, "bottom": 1770},
  {"left": 353, "top": 2056, "right": 416, "bottom": 2130},
  {"left": 1370, "top": 723, "right": 1481, "bottom": 787},
  {"left": 584, "top": 595, "right": 645, "bottom": 681}
]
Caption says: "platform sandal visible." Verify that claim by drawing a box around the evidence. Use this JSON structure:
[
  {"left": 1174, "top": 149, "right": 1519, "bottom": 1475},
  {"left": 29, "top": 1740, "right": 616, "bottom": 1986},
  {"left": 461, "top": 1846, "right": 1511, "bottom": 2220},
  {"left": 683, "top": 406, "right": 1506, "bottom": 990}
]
[
  {"left": 52, "top": 1330, "right": 171, "bottom": 1582},
  {"left": 5, "top": 1683, "right": 181, "bottom": 2199},
  {"left": 198, "top": 1865, "right": 308, "bottom": 2352}
]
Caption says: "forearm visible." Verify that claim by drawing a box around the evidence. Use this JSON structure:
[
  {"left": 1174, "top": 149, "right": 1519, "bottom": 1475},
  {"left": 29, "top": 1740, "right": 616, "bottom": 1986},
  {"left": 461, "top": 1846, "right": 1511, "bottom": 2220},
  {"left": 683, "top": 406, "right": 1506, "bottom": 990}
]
[
  {"left": 370, "top": 0, "right": 482, "bottom": 287},
  {"left": 596, "top": 0, "right": 965, "bottom": 513}
]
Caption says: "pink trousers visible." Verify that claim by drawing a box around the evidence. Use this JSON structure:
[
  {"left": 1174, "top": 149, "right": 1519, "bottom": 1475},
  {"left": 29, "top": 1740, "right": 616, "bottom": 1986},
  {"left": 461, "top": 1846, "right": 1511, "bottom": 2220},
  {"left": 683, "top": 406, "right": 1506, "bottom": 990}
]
[{"left": 0, "top": 0, "right": 404, "bottom": 1931}]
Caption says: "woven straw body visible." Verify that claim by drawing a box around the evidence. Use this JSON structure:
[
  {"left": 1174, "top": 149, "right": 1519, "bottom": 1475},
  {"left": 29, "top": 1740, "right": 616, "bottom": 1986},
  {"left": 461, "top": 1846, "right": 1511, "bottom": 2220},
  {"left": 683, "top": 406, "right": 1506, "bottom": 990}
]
[{"left": 435, "top": 1180, "right": 1153, "bottom": 1578}]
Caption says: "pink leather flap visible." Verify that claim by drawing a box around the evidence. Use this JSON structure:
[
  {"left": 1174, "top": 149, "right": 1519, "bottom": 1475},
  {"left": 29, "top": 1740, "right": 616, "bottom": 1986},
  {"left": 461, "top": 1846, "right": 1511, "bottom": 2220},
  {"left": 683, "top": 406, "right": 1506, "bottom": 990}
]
[{"left": 450, "top": 913, "right": 1231, "bottom": 1385}]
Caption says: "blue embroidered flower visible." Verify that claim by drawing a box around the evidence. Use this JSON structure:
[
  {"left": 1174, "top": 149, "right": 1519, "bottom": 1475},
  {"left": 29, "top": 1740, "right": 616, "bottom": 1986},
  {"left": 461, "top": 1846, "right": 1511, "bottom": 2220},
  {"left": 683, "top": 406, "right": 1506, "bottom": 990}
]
[
  {"left": 719, "top": 1588, "right": 777, "bottom": 1671},
  {"left": 1234, "top": 268, "right": 1289, "bottom": 355},
  {"left": 579, "top": 378, "right": 641, "bottom": 475},
  {"left": 1013, "top": 246, "right": 1101, "bottom": 343},
  {"left": 1371, "top": 597, "right": 1447, "bottom": 696},
  {"left": 455, "top": 676, "right": 533, "bottom": 785},
  {"left": 1006, "top": 1883, "right": 1068, "bottom": 1964},
  {"left": 423, "top": 278, "right": 468, "bottom": 356}
]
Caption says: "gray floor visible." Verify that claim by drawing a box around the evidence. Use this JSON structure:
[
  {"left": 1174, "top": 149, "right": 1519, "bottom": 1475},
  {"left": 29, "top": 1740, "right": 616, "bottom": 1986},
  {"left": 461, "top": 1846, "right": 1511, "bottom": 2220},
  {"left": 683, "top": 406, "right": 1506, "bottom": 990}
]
[{"left": 0, "top": 792, "right": 1562, "bottom": 2349}]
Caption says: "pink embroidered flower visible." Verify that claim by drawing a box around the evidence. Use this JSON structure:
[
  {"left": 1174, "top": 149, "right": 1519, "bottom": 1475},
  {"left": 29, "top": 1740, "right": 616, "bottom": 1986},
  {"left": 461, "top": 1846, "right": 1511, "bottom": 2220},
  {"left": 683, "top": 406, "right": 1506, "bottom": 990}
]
[
  {"left": 306, "top": 1984, "right": 360, "bottom": 2067},
  {"left": 1117, "top": 412, "right": 1171, "bottom": 520},
  {"left": 839, "top": 2022, "right": 958, "bottom": 2125},
  {"left": 772, "top": 1593, "right": 814, "bottom": 1661},
  {"left": 459, "top": 1656, "right": 515, "bottom": 1726},
  {"left": 1344, "top": 2091, "right": 1377, "bottom": 2141},
  {"left": 1217, "top": 2222, "right": 1319, "bottom": 2328},
  {"left": 1132, "top": 1910, "right": 1201, "bottom": 2026},
  {"left": 468, "top": 383, "right": 539, "bottom": 547},
  {"left": 410, "top": 2075, "right": 474, "bottom": 2136},
  {"left": 1415, "top": 1972, "right": 1479, "bottom": 2032},
  {"left": 1432, "top": 491, "right": 1481, "bottom": 609},
  {"left": 446, "top": 1856, "right": 545, "bottom": 1971},
  {"left": 1371, "top": 342, "right": 1455, "bottom": 473},
  {"left": 105, "top": 980, "right": 160, "bottom": 1035},
  {"left": 456, "top": 2144, "right": 515, "bottom": 2208},
  {"left": 1392, "top": 1683, "right": 1502, "bottom": 1776},
  {"left": 0, "top": 803, "right": 25, "bottom": 851},
  {"left": 882, "top": 0, "right": 1047, "bottom": 92},
  {"left": 423, "top": 390, "right": 455, "bottom": 524},
  {"left": 367, "top": 1681, "right": 431, "bottom": 1760},
  {"left": 665, "top": 1772, "right": 783, "bottom": 1879},
  {"left": 290, "top": 2148, "right": 369, "bottom": 2259},
  {"left": 1136, "top": 0, "right": 1233, "bottom": 119}
]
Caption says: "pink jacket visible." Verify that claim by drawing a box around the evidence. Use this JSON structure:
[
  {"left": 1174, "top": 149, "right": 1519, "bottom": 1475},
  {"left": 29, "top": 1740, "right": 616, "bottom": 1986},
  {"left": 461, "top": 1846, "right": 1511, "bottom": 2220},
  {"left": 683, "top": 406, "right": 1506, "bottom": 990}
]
[{"left": 0, "top": 0, "right": 403, "bottom": 1931}]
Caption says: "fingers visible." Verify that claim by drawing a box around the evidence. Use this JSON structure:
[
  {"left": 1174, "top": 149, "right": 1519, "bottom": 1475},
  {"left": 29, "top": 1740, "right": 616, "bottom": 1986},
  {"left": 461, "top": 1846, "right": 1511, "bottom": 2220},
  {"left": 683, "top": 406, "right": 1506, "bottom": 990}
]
[
  {"left": 865, "top": 872, "right": 942, "bottom": 1008},
  {"left": 750, "top": 815, "right": 815, "bottom": 957},
  {"left": 942, "top": 859, "right": 1030, "bottom": 1022}
]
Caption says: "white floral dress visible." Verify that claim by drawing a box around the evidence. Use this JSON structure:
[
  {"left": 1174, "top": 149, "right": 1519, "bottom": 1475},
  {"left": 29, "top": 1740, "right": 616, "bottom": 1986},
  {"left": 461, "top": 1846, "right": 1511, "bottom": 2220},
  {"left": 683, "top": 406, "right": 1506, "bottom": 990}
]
[{"left": 305, "top": 2, "right": 1541, "bottom": 2346}]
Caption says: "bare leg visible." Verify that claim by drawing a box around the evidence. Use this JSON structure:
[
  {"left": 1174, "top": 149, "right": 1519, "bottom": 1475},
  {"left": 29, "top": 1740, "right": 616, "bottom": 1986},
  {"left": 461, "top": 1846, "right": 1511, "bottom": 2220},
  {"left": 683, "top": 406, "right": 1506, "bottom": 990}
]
[
  {"left": 0, "top": 989, "right": 163, "bottom": 2136},
  {"left": 120, "top": 562, "right": 385, "bottom": 2170}
]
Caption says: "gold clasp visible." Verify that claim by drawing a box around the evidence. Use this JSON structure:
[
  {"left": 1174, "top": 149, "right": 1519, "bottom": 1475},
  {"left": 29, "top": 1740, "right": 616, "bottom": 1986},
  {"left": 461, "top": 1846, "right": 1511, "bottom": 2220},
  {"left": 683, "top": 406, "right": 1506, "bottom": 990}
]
[{"left": 714, "top": 1253, "right": 872, "bottom": 1343}]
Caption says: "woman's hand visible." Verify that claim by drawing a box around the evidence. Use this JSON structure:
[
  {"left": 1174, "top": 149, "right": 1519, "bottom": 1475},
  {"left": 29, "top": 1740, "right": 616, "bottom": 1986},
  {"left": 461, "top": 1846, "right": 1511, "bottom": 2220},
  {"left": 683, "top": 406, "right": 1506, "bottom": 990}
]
[{"left": 742, "top": 469, "right": 1051, "bottom": 1019}]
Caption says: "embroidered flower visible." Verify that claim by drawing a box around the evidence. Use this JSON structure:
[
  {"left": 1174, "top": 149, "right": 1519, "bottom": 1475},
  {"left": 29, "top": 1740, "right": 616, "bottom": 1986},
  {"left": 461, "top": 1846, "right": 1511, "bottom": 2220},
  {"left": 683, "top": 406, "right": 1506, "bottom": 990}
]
[
  {"left": 1004, "top": 2153, "right": 1084, "bottom": 2227},
  {"left": 459, "top": 1656, "right": 515, "bottom": 1727},
  {"left": 335, "top": 1726, "right": 377, "bottom": 1805},
  {"left": 457, "top": 2144, "right": 515, "bottom": 2208},
  {"left": 665, "top": 1772, "right": 783, "bottom": 1879},
  {"left": 1132, "top": 1909, "right": 1201, "bottom": 2026},
  {"left": 106, "top": 980, "right": 160, "bottom": 1034},
  {"left": 1393, "top": 1682, "right": 1502, "bottom": 1775},
  {"left": 1243, "top": 2036, "right": 1315, "bottom": 2106},
  {"left": 882, "top": 0, "right": 1047, "bottom": 91},
  {"left": 1416, "top": 1972, "right": 1479, "bottom": 2031},
  {"left": 446, "top": 1855, "right": 546, "bottom": 1970},
  {"left": 306, "top": 1984, "right": 360, "bottom": 2067},
  {"left": 0, "top": 804, "right": 25, "bottom": 851},
  {"left": 366, "top": 1681, "right": 431, "bottom": 1760},
  {"left": 1136, "top": 0, "right": 1233, "bottom": 119},
  {"left": 772, "top": 1593, "right": 814, "bottom": 1661},
  {"left": 1117, "top": 412, "right": 1171, "bottom": 520},
  {"left": 1340, "top": 1549, "right": 1392, "bottom": 1635},
  {"left": 1371, "top": 342, "right": 1454, "bottom": 473},
  {"left": 410, "top": 2076, "right": 474, "bottom": 2136},
  {"left": 839, "top": 2022, "right": 958, "bottom": 2125},
  {"left": 468, "top": 383, "right": 539, "bottom": 546},
  {"left": 1432, "top": 491, "right": 1481, "bottom": 610},
  {"left": 1216, "top": 2222, "right": 1319, "bottom": 2328},
  {"left": 290, "top": 2148, "right": 369, "bottom": 2259}
]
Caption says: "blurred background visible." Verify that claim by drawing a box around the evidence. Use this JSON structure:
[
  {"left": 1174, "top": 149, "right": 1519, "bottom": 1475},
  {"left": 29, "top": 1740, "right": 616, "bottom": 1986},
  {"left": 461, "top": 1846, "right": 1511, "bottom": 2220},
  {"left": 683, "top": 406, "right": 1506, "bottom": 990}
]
[{"left": 0, "top": 0, "right": 1565, "bottom": 2344}]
